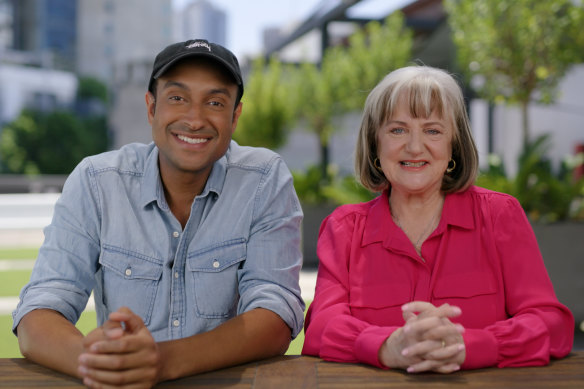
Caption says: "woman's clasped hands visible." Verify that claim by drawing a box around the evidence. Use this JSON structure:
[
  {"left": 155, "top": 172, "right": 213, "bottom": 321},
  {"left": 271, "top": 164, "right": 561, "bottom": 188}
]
[{"left": 379, "top": 301, "right": 466, "bottom": 374}]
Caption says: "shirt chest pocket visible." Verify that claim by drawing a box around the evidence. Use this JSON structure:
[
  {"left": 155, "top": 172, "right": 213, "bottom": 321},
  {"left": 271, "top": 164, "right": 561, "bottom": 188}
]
[
  {"left": 187, "top": 240, "right": 247, "bottom": 319},
  {"left": 349, "top": 283, "right": 412, "bottom": 326},
  {"left": 98, "top": 247, "right": 163, "bottom": 326}
]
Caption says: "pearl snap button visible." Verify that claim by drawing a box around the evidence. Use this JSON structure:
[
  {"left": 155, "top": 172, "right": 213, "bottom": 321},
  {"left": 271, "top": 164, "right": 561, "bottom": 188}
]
[
  {"left": 125, "top": 268, "right": 132, "bottom": 276},
  {"left": 173, "top": 319, "right": 180, "bottom": 327},
  {"left": 173, "top": 231, "right": 179, "bottom": 238},
  {"left": 174, "top": 272, "right": 179, "bottom": 278},
  {"left": 213, "top": 260, "right": 220, "bottom": 268}
]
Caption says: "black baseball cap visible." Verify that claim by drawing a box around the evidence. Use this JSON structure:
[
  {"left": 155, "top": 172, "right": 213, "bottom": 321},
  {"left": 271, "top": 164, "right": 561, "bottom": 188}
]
[{"left": 148, "top": 39, "right": 243, "bottom": 102}]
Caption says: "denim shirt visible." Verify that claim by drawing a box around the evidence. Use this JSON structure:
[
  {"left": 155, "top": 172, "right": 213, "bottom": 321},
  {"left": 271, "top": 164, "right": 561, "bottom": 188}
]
[{"left": 13, "top": 141, "right": 305, "bottom": 340}]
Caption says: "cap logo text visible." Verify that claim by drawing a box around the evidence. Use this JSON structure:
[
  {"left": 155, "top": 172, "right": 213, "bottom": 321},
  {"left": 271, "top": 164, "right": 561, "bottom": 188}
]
[{"left": 186, "top": 41, "right": 211, "bottom": 51}]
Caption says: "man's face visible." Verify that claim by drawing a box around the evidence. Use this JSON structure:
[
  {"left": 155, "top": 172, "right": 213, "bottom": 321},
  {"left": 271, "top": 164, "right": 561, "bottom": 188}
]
[{"left": 146, "top": 58, "right": 241, "bottom": 181}]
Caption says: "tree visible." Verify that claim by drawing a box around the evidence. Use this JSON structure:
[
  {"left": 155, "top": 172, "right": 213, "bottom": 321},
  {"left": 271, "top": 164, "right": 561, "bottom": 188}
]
[
  {"left": 294, "top": 12, "right": 412, "bottom": 179},
  {"left": 0, "top": 109, "right": 108, "bottom": 174},
  {"left": 0, "top": 76, "right": 110, "bottom": 174},
  {"left": 445, "top": 0, "right": 584, "bottom": 149},
  {"left": 77, "top": 76, "right": 108, "bottom": 103},
  {"left": 233, "top": 57, "right": 297, "bottom": 149}
]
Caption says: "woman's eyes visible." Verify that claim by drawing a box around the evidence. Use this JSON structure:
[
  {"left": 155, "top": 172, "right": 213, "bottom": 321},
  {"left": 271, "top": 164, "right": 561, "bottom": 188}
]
[{"left": 387, "top": 127, "right": 442, "bottom": 135}]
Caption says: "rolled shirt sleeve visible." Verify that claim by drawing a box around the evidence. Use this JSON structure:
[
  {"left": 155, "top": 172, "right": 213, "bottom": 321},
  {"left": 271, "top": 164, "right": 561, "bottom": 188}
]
[
  {"left": 236, "top": 155, "right": 305, "bottom": 338},
  {"left": 12, "top": 158, "right": 102, "bottom": 332}
]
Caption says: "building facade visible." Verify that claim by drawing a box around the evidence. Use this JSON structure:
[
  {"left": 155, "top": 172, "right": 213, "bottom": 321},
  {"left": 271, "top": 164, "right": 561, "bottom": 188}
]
[
  {"left": 176, "top": 0, "right": 226, "bottom": 46},
  {"left": 11, "top": 0, "right": 77, "bottom": 71}
]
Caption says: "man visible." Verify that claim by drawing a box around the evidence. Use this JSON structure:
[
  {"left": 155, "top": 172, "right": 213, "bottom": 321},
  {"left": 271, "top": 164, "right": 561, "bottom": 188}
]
[{"left": 12, "top": 39, "right": 305, "bottom": 387}]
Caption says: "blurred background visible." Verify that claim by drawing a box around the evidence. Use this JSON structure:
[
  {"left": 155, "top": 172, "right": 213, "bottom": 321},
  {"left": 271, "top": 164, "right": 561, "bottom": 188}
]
[{"left": 0, "top": 0, "right": 583, "bottom": 356}]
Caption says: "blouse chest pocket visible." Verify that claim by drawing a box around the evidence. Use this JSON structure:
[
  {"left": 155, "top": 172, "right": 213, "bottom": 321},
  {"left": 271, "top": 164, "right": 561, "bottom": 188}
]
[
  {"left": 349, "top": 283, "right": 412, "bottom": 326},
  {"left": 187, "top": 239, "right": 247, "bottom": 318},
  {"left": 432, "top": 271, "right": 496, "bottom": 299},
  {"left": 432, "top": 271, "right": 500, "bottom": 327},
  {"left": 98, "top": 247, "right": 163, "bottom": 326}
]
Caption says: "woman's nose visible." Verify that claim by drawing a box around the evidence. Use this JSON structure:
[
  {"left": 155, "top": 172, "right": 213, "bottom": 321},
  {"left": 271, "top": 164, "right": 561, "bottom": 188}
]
[{"left": 405, "top": 130, "right": 423, "bottom": 153}]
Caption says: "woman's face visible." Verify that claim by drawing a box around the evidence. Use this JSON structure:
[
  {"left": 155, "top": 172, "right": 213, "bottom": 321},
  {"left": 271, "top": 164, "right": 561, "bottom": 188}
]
[{"left": 376, "top": 96, "right": 453, "bottom": 196}]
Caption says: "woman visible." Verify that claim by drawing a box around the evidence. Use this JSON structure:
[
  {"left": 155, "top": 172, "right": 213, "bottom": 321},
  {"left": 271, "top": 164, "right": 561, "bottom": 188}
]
[{"left": 301, "top": 66, "right": 574, "bottom": 373}]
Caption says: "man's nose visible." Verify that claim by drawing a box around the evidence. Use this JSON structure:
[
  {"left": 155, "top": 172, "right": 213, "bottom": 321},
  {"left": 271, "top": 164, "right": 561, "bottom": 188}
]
[{"left": 182, "top": 104, "right": 205, "bottom": 130}]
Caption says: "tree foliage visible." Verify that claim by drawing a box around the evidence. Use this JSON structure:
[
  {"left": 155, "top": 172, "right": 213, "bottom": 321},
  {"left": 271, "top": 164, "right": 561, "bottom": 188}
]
[
  {"left": 0, "top": 109, "right": 108, "bottom": 174},
  {"left": 233, "top": 57, "right": 297, "bottom": 149},
  {"left": 77, "top": 76, "right": 109, "bottom": 103},
  {"left": 445, "top": 0, "right": 584, "bottom": 148},
  {"left": 294, "top": 12, "right": 413, "bottom": 179}
]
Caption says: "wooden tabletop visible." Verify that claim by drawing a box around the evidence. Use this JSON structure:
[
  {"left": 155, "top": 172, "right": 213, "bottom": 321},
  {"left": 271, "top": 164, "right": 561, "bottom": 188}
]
[{"left": 1, "top": 352, "right": 583, "bottom": 388}]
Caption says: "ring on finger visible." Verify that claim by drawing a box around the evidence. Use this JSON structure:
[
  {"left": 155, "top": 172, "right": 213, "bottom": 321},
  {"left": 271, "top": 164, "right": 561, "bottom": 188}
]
[{"left": 441, "top": 340, "right": 446, "bottom": 348}]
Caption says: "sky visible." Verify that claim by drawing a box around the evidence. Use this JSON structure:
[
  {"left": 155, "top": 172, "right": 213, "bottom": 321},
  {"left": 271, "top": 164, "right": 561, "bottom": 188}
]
[{"left": 172, "top": 0, "right": 413, "bottom": 59}]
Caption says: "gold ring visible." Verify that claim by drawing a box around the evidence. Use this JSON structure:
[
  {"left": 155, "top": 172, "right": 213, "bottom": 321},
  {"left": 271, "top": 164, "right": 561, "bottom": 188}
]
[{"left": 441, "top": 340, "right": 446, "bottom": 348}]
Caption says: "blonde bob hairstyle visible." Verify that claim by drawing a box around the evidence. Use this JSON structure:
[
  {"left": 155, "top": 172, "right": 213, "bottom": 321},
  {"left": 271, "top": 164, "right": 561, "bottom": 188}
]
[{"left": 355, "top": 65, "right": 479, "bottom": 193}]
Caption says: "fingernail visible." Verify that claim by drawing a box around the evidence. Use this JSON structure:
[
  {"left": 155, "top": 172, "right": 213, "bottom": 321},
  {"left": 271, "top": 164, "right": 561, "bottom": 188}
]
[
  {"left": 78, "top": 365, "right": 87, "bottom": 375},
  {"left": 402, "top": 348, "right": 409, "bottom": 356},
  {"left": 401, "top": 303, "right": 410, "bottom": 311},
  {"left": 403, "top": 325, "right": 410, "bottom": 333},
  {"left": 458, "top": 344, "right": 465, "bottom": 351},
  {"left": 407, "top": 367, "right": 415, "bottom": 373},
  {"left": 452, "top": 306, "right": 461, "bottom": 315}
]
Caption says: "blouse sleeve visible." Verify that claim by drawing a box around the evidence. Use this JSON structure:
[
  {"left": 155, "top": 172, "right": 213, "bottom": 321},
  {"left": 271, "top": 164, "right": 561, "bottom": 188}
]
[
  {"left": 301, "top": 211, "right": 398, "bottom": 368},
  {"left": 462, "top": 195, "right": 574, "bottom": 369}
]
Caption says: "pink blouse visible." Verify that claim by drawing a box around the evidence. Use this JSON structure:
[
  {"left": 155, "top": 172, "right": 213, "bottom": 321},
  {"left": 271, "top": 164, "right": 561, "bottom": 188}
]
[{"left": 302, "top": 186, "right": 574, "bottom": 369}]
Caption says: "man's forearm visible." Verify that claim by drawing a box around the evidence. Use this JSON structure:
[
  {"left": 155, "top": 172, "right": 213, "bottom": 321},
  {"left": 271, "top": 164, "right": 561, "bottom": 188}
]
[
  {"left": 17, "top": 309, "right": 85, "bottom": 378},
  {"left": 157, "top": 308, "right": 291, "bottom": 382}
]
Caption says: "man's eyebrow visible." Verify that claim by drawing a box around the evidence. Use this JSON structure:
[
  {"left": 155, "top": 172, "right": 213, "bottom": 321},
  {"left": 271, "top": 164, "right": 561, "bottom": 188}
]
[
  {"left": 161, "top": 80, "right": 189, "bottom": 91},
  {"left": 160, "top": 81, "right": 232, "bottom": 97},
  {"left": 208, "top": 87, "right": 232, "bottom": 97}
]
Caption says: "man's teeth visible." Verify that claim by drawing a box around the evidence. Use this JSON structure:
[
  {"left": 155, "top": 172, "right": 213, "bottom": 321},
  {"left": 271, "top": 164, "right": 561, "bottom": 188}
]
[
  {"left": 401, "top": 161, "right": 426, "bottom": 167},
  {"left": 177, "top": 135, "right": 208, "bottom": 144}
]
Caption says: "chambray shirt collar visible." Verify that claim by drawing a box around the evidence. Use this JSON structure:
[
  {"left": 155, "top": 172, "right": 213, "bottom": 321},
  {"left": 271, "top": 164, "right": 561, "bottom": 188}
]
[
  {"left": 362, "top": 187, "right": 475, "bottom": 247},
  {"left": 139, "top": 144, "right": 228, "bottom": 209}
]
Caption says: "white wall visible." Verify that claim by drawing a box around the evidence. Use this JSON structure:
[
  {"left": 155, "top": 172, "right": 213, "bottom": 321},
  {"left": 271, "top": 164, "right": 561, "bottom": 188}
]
[
  {"left": 491, "top": 64, "right": 584, "bottom": 177},
  {"left": 0, "top": 64, "right": 77, "bottom": 124}
]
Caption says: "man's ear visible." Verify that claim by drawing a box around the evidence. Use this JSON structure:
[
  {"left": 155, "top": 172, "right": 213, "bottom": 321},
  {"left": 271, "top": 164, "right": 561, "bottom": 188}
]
[
  {"left": 231, "top": 102, "right": 243, "bottom": 135},
  {"left": 145, "top": 91, "right": 156, "bottom": 125}
]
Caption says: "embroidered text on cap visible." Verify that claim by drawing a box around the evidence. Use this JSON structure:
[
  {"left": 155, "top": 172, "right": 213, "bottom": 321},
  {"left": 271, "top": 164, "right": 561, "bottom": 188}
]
[{"left": 186, "top": 41, "right": 211, "bottom": 51}]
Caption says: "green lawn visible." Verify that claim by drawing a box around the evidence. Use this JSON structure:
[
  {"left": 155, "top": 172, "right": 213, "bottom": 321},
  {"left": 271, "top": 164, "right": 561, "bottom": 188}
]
[
  {"left": 0, "top": 270, "right": 31, "bottom": 296},
  {"left": 0, "top": 248, "right": 39, "bottom": 260}
]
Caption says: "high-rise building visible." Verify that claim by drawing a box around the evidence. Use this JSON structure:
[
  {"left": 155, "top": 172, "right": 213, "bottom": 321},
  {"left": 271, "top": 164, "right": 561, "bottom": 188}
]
[
  {"left": 11, "top": 0, "right": 77, "bottom": 71},
  {"left": 177, "top": 0, "right": 226, "bottom": 46},
  {"left": 77, "top": 0, "right": 173, "bottom": 84},
  {"left": 0, "top": 0, "right": 12, "bottom": 50},
  {"left": 76, "top": 0, "right": 174, "bottom": 148}
]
